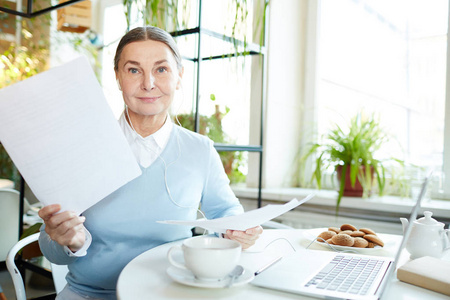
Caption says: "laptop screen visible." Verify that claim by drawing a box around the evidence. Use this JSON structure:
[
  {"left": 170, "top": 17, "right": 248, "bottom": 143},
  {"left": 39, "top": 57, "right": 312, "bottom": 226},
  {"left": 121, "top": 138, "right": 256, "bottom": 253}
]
[
  {"left": 379, "top": 173, "right": 430, "bottom": 298},
  {"left": 392, "top": 174, "right": 429, "bottom": 268}
]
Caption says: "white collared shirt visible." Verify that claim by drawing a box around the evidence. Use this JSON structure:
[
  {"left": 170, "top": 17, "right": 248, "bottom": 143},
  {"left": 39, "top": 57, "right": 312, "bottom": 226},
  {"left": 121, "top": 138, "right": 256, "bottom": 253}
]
[{"left": 118, "top": 112, "right": 173, "bottom": 168}]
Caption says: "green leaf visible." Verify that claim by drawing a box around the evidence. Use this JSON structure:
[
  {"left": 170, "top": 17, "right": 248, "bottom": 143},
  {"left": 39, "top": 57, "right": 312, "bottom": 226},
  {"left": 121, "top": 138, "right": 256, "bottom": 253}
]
[
  {"left": 336, "top": 164, "right": 347, "bottom": 216},
  {"left": 295, "top": 111, "right": 408, "bottom": 214},
  {"left": 20, "top": 222, "right": 42, "bottom": 240}
]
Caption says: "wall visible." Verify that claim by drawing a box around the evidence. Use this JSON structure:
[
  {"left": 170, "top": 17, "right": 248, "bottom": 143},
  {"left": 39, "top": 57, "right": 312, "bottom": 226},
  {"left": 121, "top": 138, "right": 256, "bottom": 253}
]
[{"left": 263, "top": 0, "right": 308, "bottom": 188}]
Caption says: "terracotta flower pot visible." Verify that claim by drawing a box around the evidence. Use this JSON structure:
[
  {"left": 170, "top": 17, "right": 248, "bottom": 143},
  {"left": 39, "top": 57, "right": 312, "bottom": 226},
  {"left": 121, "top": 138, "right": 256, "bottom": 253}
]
[{"left": 336, "top": 165, "right": 373, "bottom": 197}]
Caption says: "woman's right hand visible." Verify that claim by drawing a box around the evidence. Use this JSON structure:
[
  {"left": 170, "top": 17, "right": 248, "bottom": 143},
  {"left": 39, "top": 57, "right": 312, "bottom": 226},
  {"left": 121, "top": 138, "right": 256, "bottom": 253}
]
[{"left": 38, "top": 204, "right": 86, "bottom": 252}]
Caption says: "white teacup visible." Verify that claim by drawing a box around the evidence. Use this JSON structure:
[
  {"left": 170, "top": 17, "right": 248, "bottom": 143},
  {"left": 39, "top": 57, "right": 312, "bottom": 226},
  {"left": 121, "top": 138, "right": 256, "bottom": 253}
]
[{"left": 167, "top": 236, "right": 242, "bottom": 280}]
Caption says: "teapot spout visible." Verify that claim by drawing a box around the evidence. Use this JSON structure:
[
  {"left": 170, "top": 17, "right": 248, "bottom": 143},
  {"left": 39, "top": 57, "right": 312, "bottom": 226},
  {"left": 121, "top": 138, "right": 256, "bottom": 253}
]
[{"left": 400, "top": 218, "right": 409, "bottom": 234}]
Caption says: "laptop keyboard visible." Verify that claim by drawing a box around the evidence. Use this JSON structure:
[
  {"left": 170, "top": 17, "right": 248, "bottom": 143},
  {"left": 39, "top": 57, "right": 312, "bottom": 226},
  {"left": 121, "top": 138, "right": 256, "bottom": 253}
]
[{"left": 304, "top": 255, "right": 385, "bottom": 295}]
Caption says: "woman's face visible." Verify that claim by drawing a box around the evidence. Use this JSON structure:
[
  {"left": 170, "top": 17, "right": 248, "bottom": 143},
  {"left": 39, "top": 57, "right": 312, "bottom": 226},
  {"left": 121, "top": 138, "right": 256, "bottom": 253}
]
[{"left": 115, "top": 40, "right": 183, "bottom": 121}]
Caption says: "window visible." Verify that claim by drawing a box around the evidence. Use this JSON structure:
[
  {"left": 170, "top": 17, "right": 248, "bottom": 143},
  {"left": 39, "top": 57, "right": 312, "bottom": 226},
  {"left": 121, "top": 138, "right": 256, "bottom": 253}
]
[
  {"left": 98, "top": 0, "right": 128, "bottom": 119},
  {"left": 311, "top": 0, "right": 449, "bottom": 198},
  {"left": 99, "top": 0, "right": 265, "bottom": 186}
]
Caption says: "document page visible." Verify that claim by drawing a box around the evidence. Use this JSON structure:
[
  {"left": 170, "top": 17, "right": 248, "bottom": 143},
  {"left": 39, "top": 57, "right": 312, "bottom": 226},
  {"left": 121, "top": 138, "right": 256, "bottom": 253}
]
[
  {"left": 158, "top": 194, "right": 315, "bottom": 233},
  {"left": 0, "top": 56, "right": 142, "bottom": 214}
]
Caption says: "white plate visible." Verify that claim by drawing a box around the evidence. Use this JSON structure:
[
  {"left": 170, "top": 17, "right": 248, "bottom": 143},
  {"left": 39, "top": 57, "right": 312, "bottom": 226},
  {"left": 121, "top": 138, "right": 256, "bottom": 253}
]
[
  {"left": 303, "top": 228, "right": 390, "bottom": 254},
  {"left": 167, "top": 266, "right": 254, "bottom": 288}
]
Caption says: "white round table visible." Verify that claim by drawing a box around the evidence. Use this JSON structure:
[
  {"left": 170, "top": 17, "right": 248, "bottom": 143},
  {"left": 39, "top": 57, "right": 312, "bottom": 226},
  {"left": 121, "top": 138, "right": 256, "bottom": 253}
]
[{"left": 117, "top": 229, "right": 449, "bottom": 300}]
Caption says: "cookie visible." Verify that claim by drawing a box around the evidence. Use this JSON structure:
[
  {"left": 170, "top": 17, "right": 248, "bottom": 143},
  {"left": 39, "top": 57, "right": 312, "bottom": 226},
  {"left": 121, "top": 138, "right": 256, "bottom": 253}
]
[
  {"left": 348, "top": 230, "right": 365, "bottom": 237},
  {"left": 353, "top": 237, "right": 369, "bottom": 248},
  {"left": 359, "top": 228, "right": 377, "bottom": 235},
  {"left": 331, "top": 233, "right": 354, "bottom": 247},
  {"left": 367, "top": 242, "right": 375, "bottom": 248},
  {"left": 328, "top": 227, "right": 341, "bottom": 234},
  {"left": 340, "top": 224, "right": 358, "bottom": 231},
  {"left": 317, "top": 231, "right": 336, "bottom": 242},
  {"left": 339, "top": 230, "right": 354, "bottom": 235},
  {"left": 363, "top": 234, "right": 384, "bottom": 247},
  {"left": 326, "top": 238, "right": 334, "bottom": 245}
]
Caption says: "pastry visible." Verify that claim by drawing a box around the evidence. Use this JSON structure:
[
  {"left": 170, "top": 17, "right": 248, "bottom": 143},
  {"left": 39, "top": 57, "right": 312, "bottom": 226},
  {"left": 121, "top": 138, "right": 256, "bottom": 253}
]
[
  {"left": 331, "top": 233, "right": 354, "bottom": 247},
  {"left": 348, "top": 230, "right": 365, "bottom": 237},
  {"left": 340, "top": 224, "right": 358, "bottom": 231},
  {"left": 363, "top": 234, "right": 384, "bottom": 247},
  {"left": 328, "top": 227, "right": 341, "bottom": 234},
  {"left": 359, "top": 228, "right": 377, "bottom": 235},
  {"left": 320, "top": 224, "right": 382, "bottom": 248},
  {"left": 339, "top": 230, "right": 354, "bottom": 235},
  {"left": 317, "top": 231, "right": 336, "bottom": 242},
  {"left": 353, "top": 237, "right": 369, "bottom": 248}
]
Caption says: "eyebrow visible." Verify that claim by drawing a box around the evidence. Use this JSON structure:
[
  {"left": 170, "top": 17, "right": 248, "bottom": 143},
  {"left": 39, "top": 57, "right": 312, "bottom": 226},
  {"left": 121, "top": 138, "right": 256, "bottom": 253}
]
[
  {"left": 123, "top": 60, "right": 140, "bottom": 66},
  {"left": 123, "top": 59, "right": 169, "bottom": 67}
]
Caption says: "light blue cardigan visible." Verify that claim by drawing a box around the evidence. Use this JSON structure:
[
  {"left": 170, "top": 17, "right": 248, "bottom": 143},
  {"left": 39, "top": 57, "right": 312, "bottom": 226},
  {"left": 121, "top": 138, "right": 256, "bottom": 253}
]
[{"left": 39, "top": 125, "right": 244, "bottom": 299}]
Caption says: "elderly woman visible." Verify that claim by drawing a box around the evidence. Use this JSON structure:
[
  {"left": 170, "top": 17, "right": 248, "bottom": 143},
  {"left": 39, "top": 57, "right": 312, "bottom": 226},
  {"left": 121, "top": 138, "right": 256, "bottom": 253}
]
[{"left": 38, "top": 26, "right": 262, "bottom": 300}]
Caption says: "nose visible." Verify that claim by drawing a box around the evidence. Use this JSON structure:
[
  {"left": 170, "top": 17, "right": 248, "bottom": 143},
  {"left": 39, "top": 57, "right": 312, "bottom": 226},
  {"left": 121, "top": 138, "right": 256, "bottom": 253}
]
[{"left": 142, "top": 73, "right": 155, "bottom": 91}]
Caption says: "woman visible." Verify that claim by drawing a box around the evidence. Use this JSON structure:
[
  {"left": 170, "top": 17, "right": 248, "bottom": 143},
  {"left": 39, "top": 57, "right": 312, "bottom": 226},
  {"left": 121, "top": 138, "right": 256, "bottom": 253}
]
[{"left": 38, "top": 26, "right": 262, "bottom": 299}]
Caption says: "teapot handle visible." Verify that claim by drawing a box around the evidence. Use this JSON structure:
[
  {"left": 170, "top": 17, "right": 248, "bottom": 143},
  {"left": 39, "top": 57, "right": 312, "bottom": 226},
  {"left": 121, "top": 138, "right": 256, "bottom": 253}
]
[{"left": 444, "top": 229, "right": 450, "bottom": 251}]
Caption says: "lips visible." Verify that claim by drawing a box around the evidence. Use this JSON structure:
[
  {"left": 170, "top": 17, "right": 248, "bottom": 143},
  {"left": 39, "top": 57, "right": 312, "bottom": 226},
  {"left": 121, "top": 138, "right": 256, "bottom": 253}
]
[{"left": 137, "top": 96, "right": 161, "bottom": 103}]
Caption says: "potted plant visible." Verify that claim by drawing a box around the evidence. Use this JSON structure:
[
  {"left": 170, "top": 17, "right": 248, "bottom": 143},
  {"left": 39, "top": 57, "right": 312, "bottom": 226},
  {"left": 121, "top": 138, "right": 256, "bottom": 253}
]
[
  {"left": 173, "top": 97, "right": 245, "bottom": 184},
  {"left": 298, "top": 113, "right": 405, "bottom": 215}
]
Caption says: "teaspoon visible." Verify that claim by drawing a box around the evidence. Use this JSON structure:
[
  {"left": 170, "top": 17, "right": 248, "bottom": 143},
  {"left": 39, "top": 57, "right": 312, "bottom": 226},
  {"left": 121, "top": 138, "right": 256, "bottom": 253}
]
[{"left": 226, "top": 265, "right": 244, "bottom": 288}]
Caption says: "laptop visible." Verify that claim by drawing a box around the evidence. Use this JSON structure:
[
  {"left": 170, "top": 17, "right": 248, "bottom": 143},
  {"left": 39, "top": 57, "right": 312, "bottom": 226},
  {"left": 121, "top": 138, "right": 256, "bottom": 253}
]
[{"left": 251, "top": 175, "right": 430, "bottom": 300}]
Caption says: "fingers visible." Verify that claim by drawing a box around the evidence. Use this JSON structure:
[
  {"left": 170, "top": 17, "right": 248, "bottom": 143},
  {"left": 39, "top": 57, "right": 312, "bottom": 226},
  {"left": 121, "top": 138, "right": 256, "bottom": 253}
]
[
  {"left": 225, "top": 225, "right": 263, "bottom": 250},
  {"left": 47, "top": 212, "right": 85, "bottom": 239},
  {"left": 38, "top": 204, "right": 61, "bottom": 220},
  {"left": 246, "top": 225, "right": 263, "bottom": 236},
  {"left": 39, "top": 205, "right": 86, "bottom": 249},
  {"left": 46, "top": 211, "right": 83, "bottom": 231}
]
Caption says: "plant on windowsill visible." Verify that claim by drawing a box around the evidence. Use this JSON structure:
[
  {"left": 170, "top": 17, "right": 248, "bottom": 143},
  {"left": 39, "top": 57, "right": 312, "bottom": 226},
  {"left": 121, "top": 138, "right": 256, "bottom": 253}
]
[{"left": 297, "top": 113, "right": 406, "bottom": 215}]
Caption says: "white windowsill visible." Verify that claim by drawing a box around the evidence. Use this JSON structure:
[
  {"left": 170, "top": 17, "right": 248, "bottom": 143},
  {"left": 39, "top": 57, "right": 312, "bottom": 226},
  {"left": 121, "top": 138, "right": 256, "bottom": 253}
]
[{"left": 232, "top": 186, "right": 450, "bottom": 220}]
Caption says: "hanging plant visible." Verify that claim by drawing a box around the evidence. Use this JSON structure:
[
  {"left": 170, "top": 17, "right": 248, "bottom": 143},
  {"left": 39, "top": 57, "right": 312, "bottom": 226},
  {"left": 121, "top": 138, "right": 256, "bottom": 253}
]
[
  {"left": 121, "top": 0, "right": 269, "bottom": 56},
  {"left": 122, "top": 0, "right": 187, "bottom": 30}
]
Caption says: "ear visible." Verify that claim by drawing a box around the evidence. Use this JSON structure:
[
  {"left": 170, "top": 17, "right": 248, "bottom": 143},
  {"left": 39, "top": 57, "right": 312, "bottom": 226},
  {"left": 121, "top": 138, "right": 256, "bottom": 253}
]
[
  {"left": 176, "top": 67, "right": 184, "bottom": 90},
  {"left": 115, "top": 73, "right": 122, "bottom": 91}
]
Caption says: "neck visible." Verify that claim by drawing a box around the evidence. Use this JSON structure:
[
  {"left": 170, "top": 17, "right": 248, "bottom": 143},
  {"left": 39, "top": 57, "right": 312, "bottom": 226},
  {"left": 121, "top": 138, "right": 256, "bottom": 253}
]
[{"left": 125, "top": 109, "right": 166, "bottom": 137}]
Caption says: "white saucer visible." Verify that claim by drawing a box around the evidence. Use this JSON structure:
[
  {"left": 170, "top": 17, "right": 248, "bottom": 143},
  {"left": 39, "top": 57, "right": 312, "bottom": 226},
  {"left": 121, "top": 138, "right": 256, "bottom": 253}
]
[{"left": 167, "top": 266, "right": 254, "bottom": 288}]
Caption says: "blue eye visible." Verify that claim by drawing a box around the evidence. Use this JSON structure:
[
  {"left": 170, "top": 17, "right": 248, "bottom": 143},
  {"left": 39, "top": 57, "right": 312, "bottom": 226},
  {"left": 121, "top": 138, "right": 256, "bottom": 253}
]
[
  {"left": 157, "top": 67, "right": 167, "bottom": 73},
  {"left": 129, "top": 68, "right": 139, "bottom": 74}
]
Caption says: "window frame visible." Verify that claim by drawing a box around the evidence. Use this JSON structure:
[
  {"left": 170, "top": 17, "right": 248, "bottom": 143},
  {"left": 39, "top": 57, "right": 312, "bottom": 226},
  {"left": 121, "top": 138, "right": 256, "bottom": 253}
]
[{"left": 304, "top": 0, "right": 450, "bottom": 199}]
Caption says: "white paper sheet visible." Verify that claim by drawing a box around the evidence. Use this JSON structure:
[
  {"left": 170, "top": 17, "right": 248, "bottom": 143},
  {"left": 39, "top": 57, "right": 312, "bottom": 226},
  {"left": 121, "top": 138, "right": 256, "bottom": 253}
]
[
  {"left": 157, "top": 194, "right": 315, "bottom": 233},
  {"left": 0, "top": 56, "right": 142, "bottom": 214}
]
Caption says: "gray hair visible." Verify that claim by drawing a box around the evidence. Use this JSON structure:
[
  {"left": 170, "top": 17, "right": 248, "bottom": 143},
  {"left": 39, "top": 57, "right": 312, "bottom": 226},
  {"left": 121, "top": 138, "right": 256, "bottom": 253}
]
[{"left": 114, "top": 26, "right": 183, "bottom": 72}]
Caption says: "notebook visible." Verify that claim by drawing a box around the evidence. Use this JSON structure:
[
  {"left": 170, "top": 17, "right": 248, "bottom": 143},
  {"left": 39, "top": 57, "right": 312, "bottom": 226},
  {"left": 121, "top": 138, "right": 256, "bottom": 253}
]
[{"left": 251, "top": 175, "right": 430, "bottom": 300}]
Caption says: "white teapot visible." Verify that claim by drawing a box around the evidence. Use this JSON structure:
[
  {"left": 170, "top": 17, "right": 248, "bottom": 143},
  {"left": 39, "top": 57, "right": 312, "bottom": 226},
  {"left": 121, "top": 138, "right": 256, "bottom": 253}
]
[{"left": 400, "top": 211, "right": 450, "bottom": 259}]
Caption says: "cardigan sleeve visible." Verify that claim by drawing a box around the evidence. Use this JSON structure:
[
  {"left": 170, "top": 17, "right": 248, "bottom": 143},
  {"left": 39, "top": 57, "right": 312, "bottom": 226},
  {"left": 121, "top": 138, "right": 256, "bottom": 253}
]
[
  {"left": 39, "top": 224, "right": 91, "bottom": 265},
  {"left": 200, "top": 140, "right": 244, "bottom": 220}
]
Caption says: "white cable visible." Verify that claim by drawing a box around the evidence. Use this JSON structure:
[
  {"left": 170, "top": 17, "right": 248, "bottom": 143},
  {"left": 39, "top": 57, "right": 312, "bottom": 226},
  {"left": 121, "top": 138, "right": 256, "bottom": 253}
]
[
  {"left": 125, "top": 107, "right": 207, "bottom": 220},
  {"left": 309, "top": 237, "right": 357, "bottom": 254}
]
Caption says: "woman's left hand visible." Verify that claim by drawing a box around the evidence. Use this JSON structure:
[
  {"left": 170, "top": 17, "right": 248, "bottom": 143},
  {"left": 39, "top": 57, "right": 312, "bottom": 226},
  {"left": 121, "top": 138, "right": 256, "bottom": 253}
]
[{"left": 224, "top": 225, "right": 263, "bottom": 250}]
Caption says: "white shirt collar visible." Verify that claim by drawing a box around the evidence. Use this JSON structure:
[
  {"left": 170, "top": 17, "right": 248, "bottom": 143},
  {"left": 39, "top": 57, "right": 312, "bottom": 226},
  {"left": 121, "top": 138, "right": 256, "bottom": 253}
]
[
  {"left": 118, "top": 112, "right": 173, "bottom": 167},
  {"left": 152, "top": 115, "right": 173, "bottom": 149}
]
